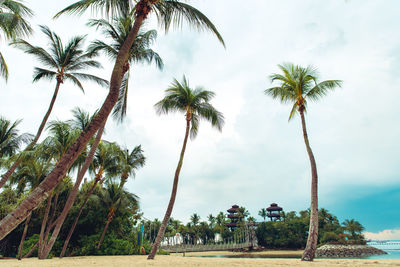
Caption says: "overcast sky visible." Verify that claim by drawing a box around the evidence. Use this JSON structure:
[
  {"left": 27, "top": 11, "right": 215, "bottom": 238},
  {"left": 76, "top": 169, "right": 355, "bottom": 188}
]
[{"left": 1, "top": 0, "right": 399, "bottom": 240}]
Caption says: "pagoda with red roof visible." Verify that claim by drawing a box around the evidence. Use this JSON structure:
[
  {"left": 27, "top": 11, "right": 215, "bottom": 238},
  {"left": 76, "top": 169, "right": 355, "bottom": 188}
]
[{"left": 225, "top": 204, "right": 243, "bottom": 230}]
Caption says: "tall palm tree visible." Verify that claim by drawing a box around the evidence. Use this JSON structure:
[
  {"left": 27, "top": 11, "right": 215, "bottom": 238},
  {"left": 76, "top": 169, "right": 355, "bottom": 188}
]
[
  {"left": 95, "top": 180, "right": 139, "bottom": 249},
  {"left": 265, "top": 63, "right": 342, "bottom": 261},
  {"left": 36, "top": 121, "right": 80, "bottom": 259},
  {"left": 149, "top": 76, "right": 224, "bottom": 259},
  {"left": 0, "top": 0, "right": 224, "bottom": 246},
  {"left": 43, "top": 109, "right": 105, "bottom": 259},
  {"left": 258, "top": 208, "right": 267, "bottom": 222},
  {"left": 87, "top": 14, "right": 163, "bottom": 122},
  {"left": 0, "top": 0, "right": 33, "bottom": 80},
  {"left": 0, "top": 26, "right": 108, "bottom": 190},
  {"left": 59, "top": 141, "right": 121, "bottom": 257}
]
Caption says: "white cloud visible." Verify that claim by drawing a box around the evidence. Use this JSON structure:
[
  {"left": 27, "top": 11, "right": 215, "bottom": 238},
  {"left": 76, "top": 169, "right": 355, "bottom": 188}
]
[{"left": 364, "top": 229, "right": 400, "bottom": 241}]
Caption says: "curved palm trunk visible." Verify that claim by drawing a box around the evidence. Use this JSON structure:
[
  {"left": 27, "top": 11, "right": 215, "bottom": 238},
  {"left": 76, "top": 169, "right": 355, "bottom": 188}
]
[
  {"left": 299, "top": 110, "right": 319, "bottom": 261},
  {"left": 38, "top": 191, "right": 54, "bottom": 259},
  {"left": 41, "top": 123, "right": 105, "bottom": 259},
  {"left": 17, "top": 212, "right": 32, "bottom": 260},
  {"left": 148, "top": 118, "right": 191, "bottom": 260},
  {"left": 0, "top": 4, "right": 148, "bottom": 241},
  {"left": 59, "top": 168, "right": 103, "bottom": 257},
  {"left": 0, "top": 81, "right": 61, "bottom": 189},
  {"left": 97, "top": 211, "right": 114, "bottom": 249}
]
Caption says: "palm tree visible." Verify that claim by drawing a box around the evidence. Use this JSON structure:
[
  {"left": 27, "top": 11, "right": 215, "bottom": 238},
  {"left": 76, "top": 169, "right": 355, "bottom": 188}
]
[
  {"left": 87, "top": 14, "right": 163, "bottom": 123},
  {"left": 0, "top": 117, "right": 31, "bottom": 165},
  {"left": 258, "top": 208, "right": 267, "bottom": 222},
  {"left": 96, "top": 180, "right": 139, "bottom": 249},
  {"left": 0, "top": 0, "right": 33, "bottom": 80},
  {"left": 118, "top": 145, "right": 146, "bottom": 188},
  {"left": 149, "top": 76, "right": 224, "bottom": 259},
  {"left": 0, "top": 26, "right": 108, "bottom": 190},
  {"left": 342, "top": 219, "right": 365, "bottom": 239},
  {"left": 190, "top": 213, "right": 200, "bottom": 227},
  {"left": 9, "top": 155, "right": 53, "bottom": 260},
  {"left": 59, "top": 141, "right": 121, "bottom": 257},
  {"left": 207, "top": 214, "right": 215, "bottom": 228},
  {"left": 41, "top": 108, "right": 103, "bottom": 259},
  {"left": 0, "top": 0, "right": 224, "bottom": 246},
  {"left": 36, "top": 121, "right": 80, "bottom": 259},
  {"left": 265, "top": 63, "right": 342, "bottom": 261}
]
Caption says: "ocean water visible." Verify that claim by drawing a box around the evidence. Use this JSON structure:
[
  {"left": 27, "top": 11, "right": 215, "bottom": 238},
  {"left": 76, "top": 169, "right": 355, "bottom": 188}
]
[{"left": 367, "top": 240, "right": 400, "bottom": 259}]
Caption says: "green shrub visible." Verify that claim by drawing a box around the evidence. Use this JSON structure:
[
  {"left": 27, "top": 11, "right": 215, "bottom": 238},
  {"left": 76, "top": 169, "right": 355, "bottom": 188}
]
[
  {"left": 78, "top": 234, "right": 133, "bottom": 256},
  {"left": 321, "top": 232, "right": 340, "bottom": 244}
]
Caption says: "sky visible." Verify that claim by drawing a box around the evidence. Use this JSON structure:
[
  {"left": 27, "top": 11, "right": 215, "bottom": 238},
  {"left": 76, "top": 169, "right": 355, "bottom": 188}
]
[{"left": 0, "top": 0, "right": 399, "bottom": 240}]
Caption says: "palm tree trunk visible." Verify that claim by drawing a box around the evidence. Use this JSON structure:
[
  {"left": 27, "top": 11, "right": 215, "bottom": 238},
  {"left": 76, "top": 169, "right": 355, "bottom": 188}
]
[
  {"left": 17, "top": 212, "right": 32, "bottom": 260},
  {"left": 41, "top": 123, "right": 105, "bottom": 259},
  {"left": 299, "top": 110, "right": 319, "bottom": 261},
  {"left": 59, "top": 169, "right": 103, "bottom": 257},
  {"left": 148, "top": 118, "right": 191, "bottom": 260},
  {"left": 0, "top": 3, "right": 147, "bottom": 240},
  {"left": 38, "top": 191, "right": 53, "bottom": 259},
  {"left": 97, "top": 213, "right": 113, "bottom": 249},
  {"left": 0, "top": 81, "right": 61, "bottom": 189}
]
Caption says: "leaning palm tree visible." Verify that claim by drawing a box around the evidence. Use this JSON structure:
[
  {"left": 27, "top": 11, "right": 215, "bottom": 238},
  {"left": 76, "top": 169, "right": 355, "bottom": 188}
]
[
  {"left": 265, "top": 63, "right": 342, "bottom": 261},
  {"left": 0, "top": 26, "right": 108, "bottom": 190},
  {"left": 96, "top": 180, "right": 139, "bottom": 249},
  {"left": 0, "top": 0, "right": 33, "bottom": 80},
  {"left": 87, "top": 14, "right": 163, "bottom": 122},
  {"left": 0, "top": 0, "right": 224, "bottom": 249},
  {"left": 10, "top": 155, "right": 53, "bottom": 260},
  {"left": 149, "top": 76, "right": 224, "bottom": 259},
  {"left": 42, "top": 108, "right": 105, "bottom": 259},
  {"left": 59, "top": 141, "right": 121, "bottom": 257},
  {"left": 117, "top": 145, "right": 146, "bottom": 188},
  {"left": 0, "top": 117, "right": 31, "bottom": 164}
]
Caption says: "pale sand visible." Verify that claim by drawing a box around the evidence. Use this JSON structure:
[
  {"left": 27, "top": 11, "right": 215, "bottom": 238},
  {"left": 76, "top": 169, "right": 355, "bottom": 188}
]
[{"left": 2, "top": 252, "right": 400, "bottom": 267}]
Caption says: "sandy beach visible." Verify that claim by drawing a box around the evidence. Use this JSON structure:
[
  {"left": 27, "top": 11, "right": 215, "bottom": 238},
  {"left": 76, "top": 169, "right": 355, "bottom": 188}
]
[{"left": 2, "top": 251, "right": 400, "bottom": 267}]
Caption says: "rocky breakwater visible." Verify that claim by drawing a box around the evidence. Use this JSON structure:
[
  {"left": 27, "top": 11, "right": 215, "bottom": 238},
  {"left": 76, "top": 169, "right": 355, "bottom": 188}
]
[{"left": 316, "top": 244, "right": 387, "bottom": 258}]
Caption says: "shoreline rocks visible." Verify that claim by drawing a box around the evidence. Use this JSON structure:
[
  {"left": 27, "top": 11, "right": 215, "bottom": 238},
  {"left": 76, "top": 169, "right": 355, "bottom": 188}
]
[{"left": 316, "top": 244, "right": 387, "bottom": 258}]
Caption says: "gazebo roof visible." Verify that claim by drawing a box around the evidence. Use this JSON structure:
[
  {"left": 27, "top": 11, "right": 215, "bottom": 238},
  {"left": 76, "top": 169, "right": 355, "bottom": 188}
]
[
  {"left": 227, "top": 204, "right": 240, "bottom": 213},
  {"left": 267, "top": 203, "right": 282, "bottom": 211}
]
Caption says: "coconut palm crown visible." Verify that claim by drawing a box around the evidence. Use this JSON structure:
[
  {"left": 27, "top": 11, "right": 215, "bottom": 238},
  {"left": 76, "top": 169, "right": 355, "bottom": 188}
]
[
  {"left": 265, "top": 63, "right": 342, "bottom": 120},
  {"left": 155, "top": 76, "right": 224, "bottom": 139},
  {"left": 11, "top": 25, "right": 109, "bottom": 90},
  {"left": 0, "top": 0, "right": 33, "bottom": 80},
  {"left": 54, "top": 0, "right": 225, "bottom": 47},
  {"left": 87, "top": 14, "right": 163, "bottom": 122}
]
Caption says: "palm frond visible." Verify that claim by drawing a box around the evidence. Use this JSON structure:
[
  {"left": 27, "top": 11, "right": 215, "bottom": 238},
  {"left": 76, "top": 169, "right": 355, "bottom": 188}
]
[
  {"left": 0, "top": 50, "right": 9, "bottom": 81},
  {"left": 10, "top": 39, "right": 59, "bottom": 68},
  {"left": 153, "top": 0, "right": 225, "bottom": 47},
  {"left": 68, "top": 72, "right": 109, "bottom": 88},
  {"left": 32, "top": 67, "right": 57, "bottom": 82},
  {"left": 54, "top": 0, "right": 132, "bottom": 19},
  {"left": 112, "top": 72, "right": 129, "bottom": 123},
  {"left": 306, "top": 80, "right": 343, "bottom": 101}
]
